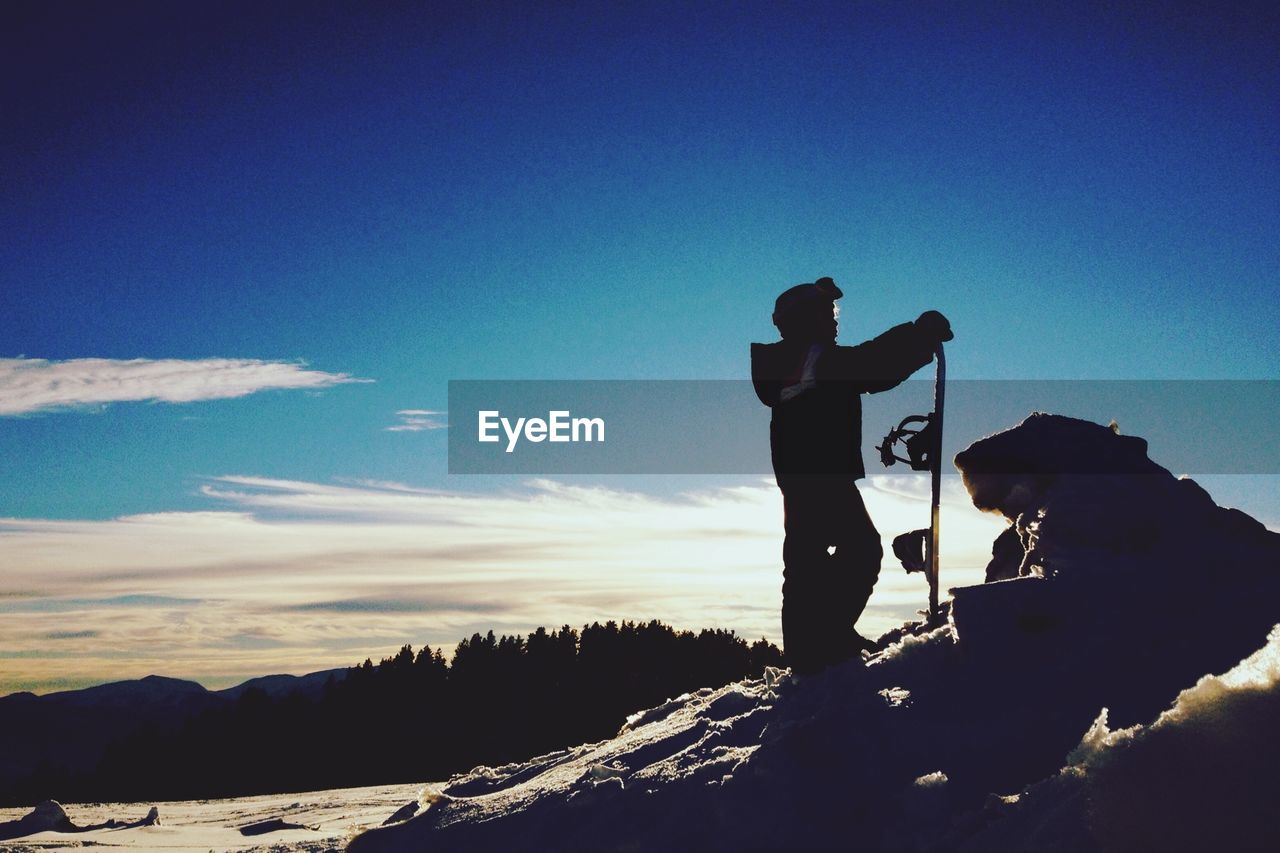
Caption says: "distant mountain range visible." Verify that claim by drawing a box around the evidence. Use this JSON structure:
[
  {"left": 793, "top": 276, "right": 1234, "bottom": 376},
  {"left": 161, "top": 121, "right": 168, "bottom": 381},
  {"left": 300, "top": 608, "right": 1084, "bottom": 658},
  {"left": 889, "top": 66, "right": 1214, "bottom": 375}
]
[{"left": 0, "top": 669, "right": 347, "bottom": 795}]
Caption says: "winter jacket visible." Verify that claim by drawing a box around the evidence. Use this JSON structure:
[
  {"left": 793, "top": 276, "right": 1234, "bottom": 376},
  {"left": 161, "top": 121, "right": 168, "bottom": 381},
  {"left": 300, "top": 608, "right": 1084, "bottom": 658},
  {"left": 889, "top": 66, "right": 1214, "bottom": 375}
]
[{"left": 751, "top": 322, "right": 937, "bottom": 479}]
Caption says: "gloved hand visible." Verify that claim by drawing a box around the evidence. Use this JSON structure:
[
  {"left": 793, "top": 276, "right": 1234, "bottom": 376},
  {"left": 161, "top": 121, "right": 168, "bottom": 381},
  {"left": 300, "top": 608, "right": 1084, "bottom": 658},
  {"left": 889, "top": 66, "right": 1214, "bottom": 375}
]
[{"left": 915, "top": 310, "right": 954, "bottom": 343}]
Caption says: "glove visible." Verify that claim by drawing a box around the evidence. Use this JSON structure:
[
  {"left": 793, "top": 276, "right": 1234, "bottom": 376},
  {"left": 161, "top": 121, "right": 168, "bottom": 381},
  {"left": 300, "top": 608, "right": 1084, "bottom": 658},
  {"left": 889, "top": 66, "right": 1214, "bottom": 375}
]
[{"left": 915, "top": 310, "right": 954, "bottom": 343}]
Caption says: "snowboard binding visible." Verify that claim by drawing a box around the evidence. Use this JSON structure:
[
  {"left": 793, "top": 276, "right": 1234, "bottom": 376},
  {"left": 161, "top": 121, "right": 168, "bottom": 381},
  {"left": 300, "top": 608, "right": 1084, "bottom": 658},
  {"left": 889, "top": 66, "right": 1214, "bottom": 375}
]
[{"left": 876, "top": 414, "right": 938, "bottom": 472}]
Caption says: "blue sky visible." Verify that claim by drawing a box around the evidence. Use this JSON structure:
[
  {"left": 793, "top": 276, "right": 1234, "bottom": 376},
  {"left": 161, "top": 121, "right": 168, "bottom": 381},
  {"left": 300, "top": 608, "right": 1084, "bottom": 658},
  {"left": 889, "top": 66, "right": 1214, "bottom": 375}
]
[{"left": 1, "top": 1, "right": 1277, "bottom": 691}]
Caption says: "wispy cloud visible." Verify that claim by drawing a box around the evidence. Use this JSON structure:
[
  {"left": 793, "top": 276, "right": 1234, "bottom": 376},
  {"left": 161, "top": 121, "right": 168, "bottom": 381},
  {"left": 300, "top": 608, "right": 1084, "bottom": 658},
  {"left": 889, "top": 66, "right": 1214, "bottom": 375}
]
[
  {"left": 386, "top": 409, "right": 448, "bottom": 431},
  {"left": 0, "top": 476, "right": 1004, "bottom": 693},
  {"left": 45, "top": 630, "right": 99, "bottom": 640},
  {"left": 0, "top": 357, "right": 371, "bottom": 416}
]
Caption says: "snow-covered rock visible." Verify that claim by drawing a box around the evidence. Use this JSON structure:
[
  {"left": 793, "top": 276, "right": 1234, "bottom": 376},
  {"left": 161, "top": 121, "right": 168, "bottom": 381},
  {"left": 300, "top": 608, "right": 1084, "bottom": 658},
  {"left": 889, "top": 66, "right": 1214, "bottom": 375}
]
[
  {"left": 349, "top": 414, "right": 1280, "bottom": 852},
  {"left": 0, "top": 800, "right": 75, "bottom": 839},
  {"left": 956, "top": 413, "right": 1277, "bottom": 581}
]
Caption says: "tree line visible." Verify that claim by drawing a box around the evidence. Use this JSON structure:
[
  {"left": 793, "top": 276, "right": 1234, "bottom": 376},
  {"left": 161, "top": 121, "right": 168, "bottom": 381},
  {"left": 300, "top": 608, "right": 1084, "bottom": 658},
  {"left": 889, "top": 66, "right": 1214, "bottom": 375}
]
[{"left": 14, "top": 620, "right": 781, "bottom": 805}]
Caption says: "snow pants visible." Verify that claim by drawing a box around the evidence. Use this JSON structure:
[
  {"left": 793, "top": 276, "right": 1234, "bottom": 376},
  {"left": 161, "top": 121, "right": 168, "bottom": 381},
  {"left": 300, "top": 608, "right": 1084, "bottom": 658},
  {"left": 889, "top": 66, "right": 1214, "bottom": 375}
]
[{"left": 777, "top": 475, "right": 883, "bottom": 674}]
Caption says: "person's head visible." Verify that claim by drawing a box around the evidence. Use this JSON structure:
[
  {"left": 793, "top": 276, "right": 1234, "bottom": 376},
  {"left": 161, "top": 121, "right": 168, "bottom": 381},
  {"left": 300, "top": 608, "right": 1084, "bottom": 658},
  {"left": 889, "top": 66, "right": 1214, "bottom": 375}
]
[{"left": 772, "top": 277, "right": 842, "bottom": 342}]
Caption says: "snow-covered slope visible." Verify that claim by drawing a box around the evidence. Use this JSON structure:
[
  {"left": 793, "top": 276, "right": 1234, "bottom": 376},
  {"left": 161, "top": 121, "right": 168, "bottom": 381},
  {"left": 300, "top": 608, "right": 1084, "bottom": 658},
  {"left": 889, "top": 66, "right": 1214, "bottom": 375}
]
[
  {"left": 956, "top": 626, "right": 1280, "bottom": 852},
  {"left": 0, "top": 782, "right": 424, "bottom": 851},
  {"left": 350, "top": 414, "right": 1280, "bottom": 852}
]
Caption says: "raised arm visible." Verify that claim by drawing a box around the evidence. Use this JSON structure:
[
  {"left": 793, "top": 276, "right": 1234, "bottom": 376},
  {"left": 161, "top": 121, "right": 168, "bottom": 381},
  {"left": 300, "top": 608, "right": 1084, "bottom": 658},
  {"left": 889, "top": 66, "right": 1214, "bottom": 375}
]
[{"left": 822, "top": 311, "right": 953, "bottom": 393}]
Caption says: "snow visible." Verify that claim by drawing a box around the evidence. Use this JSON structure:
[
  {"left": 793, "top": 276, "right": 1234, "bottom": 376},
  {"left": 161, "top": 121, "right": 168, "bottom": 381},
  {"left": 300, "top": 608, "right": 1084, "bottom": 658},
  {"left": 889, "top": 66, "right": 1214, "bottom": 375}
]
[
  {"left": 0, "top": 782, "right": 424, "bottom": 851},
  {"left": 956, "top": 625, "right": 1280, "bottom": 852},
  {"left": 346, "top": 605, "right": 1280, "bottom": 851}
]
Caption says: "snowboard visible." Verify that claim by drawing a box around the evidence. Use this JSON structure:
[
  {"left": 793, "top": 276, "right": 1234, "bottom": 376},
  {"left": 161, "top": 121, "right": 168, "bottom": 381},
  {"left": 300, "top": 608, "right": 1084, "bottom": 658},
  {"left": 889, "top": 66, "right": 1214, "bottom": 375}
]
[{"left": 877, "top": 342, "right": 946, "bottom": 625}]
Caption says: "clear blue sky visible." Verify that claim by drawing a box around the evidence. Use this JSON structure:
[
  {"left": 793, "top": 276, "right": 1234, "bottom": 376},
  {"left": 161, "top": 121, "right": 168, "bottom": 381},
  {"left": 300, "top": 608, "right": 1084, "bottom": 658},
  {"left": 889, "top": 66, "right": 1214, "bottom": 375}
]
[
  {"left": 4, "top": 1, "right": 1277, "bottom": 517},
  {"left": 0, "top": 1, "right": 1277, "bottom": 690}
]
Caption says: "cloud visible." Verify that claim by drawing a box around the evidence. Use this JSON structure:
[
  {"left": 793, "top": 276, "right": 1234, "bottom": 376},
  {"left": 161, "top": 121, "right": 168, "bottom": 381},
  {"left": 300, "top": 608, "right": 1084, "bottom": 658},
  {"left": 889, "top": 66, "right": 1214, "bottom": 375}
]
[
  {"left": 288, "top": 597, "right": 505, "bottom": 614},
  {"left": 45, "top": 630, "right": 99, "bottom": 640},
  {"left": 0, "top": 357, "right": 370, "bottom": 416},
  {"left": 386, "top": 409, "right": 448, "bottom": 431},
  {"left": 0, "top": 594, "right": 204, "bottom": 614},
  {"left": 0, "top": 475, "right": 1006, "bottom": 693}
]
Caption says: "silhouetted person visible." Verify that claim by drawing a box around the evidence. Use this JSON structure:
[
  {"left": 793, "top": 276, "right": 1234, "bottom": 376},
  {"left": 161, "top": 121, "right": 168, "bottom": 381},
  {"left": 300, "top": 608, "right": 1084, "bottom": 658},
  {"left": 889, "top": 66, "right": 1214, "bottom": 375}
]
[{"left": 751, "top": 277, "right": 952, "bottom": 674}]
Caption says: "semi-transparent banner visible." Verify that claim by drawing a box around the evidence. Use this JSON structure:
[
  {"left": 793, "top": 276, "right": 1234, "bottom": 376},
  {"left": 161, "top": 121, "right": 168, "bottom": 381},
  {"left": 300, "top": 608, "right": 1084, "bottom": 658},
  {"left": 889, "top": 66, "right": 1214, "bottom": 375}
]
[{"left": 447, "top": 380, "right": 1280, "bottom": 475}]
